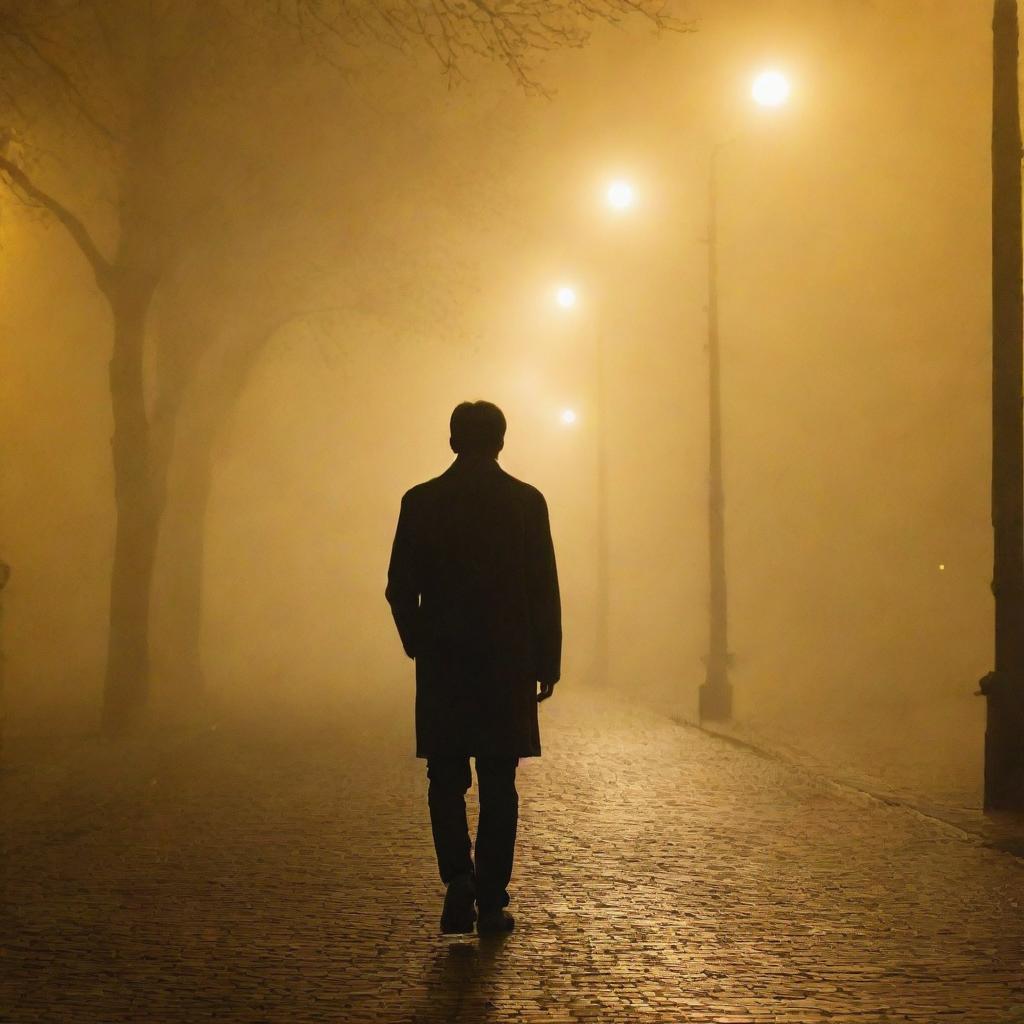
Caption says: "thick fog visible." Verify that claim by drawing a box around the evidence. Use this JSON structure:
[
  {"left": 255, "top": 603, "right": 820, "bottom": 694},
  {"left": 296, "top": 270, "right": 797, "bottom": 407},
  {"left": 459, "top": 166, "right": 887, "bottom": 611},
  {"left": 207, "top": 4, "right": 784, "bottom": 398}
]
[{"left": 0, "top": 0, "right": 994, "bottom": 803}]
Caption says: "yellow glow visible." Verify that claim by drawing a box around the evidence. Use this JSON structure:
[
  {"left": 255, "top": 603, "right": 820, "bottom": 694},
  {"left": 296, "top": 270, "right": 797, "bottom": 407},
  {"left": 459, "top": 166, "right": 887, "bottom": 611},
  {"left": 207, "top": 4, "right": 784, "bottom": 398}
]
[
  {"left": 751, "top": 69, "right": 791, "bottom": 108},
  {"left": 939, "top": 564, "right": 946, "bottom": 571},
  {"left": 606, "top": 179, "right": 635, "bottom": 211},
  {"left": 561, "top": 409, "right": 578, "bottom": 425},
  {"left": 556, "top": 285, "right": 578, "bottom": 309}
]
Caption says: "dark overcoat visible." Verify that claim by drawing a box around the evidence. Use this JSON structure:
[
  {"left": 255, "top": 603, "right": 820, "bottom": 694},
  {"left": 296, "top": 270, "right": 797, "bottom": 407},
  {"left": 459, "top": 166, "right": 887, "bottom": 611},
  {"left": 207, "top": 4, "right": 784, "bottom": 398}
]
[{"left": 386, "top": 455, "right": 561, "bottom": 759}]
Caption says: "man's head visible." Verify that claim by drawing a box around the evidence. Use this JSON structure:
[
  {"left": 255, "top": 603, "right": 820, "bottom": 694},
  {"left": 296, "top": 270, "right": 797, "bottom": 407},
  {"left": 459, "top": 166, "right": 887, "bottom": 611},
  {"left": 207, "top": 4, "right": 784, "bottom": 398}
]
[{"left": 450, "top": 400, "right": 506, "bottom": 458}]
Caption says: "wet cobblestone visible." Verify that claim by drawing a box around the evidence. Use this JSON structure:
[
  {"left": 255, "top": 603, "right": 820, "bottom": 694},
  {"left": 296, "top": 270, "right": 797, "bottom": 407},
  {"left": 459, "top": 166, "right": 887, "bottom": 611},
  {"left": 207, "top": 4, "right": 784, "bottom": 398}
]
[{"left": 3, "top": 690, "right": 1024, "bottom": 1023}]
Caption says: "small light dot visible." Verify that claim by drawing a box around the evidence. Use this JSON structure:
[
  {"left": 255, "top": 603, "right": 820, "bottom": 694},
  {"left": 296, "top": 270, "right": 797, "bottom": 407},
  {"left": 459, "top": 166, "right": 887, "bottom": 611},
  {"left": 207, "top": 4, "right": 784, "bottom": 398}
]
[
  {"left": 561, "top": 409, "right": 578, "bottom": 425},
  {"left": 938, "top": 564, "right": 946, "bottom": 571}
]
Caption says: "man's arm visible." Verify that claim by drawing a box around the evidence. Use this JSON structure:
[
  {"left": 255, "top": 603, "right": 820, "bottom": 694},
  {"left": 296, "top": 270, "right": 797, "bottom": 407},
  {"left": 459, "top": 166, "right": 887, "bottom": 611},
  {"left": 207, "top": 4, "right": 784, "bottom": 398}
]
[
  {"left": 527, "top": 490, "right": 562, "bottom": 690},
  {"left": 385, "top": 492, "right": 419, "bottom": 659}
]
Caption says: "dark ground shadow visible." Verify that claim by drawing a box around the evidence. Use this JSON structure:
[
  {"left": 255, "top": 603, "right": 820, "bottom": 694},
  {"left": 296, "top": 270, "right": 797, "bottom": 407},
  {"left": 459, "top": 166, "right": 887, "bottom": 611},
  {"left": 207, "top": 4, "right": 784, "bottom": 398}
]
[{"left": 404, "top": 933, "right": 510, "bottom": 1024}]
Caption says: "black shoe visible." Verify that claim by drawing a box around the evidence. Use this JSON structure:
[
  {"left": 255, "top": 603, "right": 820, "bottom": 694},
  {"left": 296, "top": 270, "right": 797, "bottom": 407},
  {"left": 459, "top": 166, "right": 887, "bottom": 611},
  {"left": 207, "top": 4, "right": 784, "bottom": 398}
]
[
  {"left": 440, "top": 874, "right": 477, "bottom": 934},
  {"left": 476, "top": 908, "right": 515, "bottom": 935}
]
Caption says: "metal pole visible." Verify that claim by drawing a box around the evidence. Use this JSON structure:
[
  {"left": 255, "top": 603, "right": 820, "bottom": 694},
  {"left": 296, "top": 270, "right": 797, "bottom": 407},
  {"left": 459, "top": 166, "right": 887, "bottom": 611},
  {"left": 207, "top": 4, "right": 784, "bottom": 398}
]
[
  {"left": 981, "top": 0, "right": 1024, "bottom": 810},
  {"left": 595, "top": 314, "right": 610, "bottom": 688},
  {"left": 0, "top": 560, "right": 9, "bottom": 757},
  {"left": 700, "top": 144, "right": 733, "bottom": 722}
]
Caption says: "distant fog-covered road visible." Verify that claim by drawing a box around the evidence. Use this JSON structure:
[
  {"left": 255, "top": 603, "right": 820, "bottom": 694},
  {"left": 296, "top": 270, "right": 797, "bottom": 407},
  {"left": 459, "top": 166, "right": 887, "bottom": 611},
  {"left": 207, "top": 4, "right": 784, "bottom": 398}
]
[{"left": 3, "top": 689, "right": 1023, "bottom": 1023}]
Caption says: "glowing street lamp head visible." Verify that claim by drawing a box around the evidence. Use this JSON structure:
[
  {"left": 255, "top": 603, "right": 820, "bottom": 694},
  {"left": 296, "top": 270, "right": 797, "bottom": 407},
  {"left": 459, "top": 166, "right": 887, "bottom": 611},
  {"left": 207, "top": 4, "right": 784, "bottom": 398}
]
[
  {"left": 751, "top": 69, "right": 791, "bottom": 108},
  {"left": 606, "top": 179, "right": 635, "bottom": 211},
  {"left": 555, "top": 285, "right": 578, "bottom": 309},
  {"left": 561, "top": 408, "right": 578, "bottom": 426}
]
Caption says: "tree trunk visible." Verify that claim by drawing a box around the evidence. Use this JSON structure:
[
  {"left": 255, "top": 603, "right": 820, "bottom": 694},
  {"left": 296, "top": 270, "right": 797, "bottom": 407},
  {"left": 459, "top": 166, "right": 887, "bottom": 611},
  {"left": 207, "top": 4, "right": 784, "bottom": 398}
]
[
  {"left": 151, "top": 340, "right": 261, "bottom": 715},
  {"left": 149, "top": 319, "right": 297, "bottom": 715},
  {"left": 154, "top": 422, "right": 215, "bottom": 710},
  {"left": 101, "top": 272, "right": 160, "bottom": 734}
]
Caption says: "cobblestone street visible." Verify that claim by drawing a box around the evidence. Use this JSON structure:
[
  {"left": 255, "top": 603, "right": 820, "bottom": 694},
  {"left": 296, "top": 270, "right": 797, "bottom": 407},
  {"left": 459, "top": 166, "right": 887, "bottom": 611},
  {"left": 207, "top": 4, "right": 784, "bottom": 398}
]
[{"left": 3, "top": 689, "right": 1024, "bottom": 1023}]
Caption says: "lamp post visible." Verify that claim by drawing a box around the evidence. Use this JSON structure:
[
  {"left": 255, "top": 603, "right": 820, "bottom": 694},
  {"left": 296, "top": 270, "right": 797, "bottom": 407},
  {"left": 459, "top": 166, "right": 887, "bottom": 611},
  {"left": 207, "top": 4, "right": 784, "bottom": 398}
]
[
  {"left": 0, "top": 559, "right": 9, "bottom": 755},
  {"left": 699, "top": 139, "right": 732, "bottom": 722},
  {"left": 980, "top": 0, "right": 1024, "bottom": 810},
  {"left": 553, "top": 274, "right": 612, "bottom": 689},
  {"left": 699, "top": 69, "right": 791, "bottom": 723},
  {"left": 554, "top": 180, "right": 637, "bottom": 690},
  {"left": 595, "top": 301, "right": 610, "bottom": 690}
]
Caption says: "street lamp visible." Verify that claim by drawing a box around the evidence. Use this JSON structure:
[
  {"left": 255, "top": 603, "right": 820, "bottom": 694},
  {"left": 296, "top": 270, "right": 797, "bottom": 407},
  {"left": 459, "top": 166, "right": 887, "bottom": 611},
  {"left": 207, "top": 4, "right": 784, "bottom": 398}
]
[
  {"left": 751, "top": 69, "right": 792, "bottom": 108},
  {"left": 699, "top": 69, "right": 792, "bottom": 724},
  {"left": 606, "top": 179, "right": 636, "bottom": 211},
  {"left": 552, "top": 276, "right": 613, "bottom": 689},
  {"left": 556, "top": 285, "right": 578, "bottom": 309},
  {"left": 547, "top": 179, "right": 638, "bottom": 689}
]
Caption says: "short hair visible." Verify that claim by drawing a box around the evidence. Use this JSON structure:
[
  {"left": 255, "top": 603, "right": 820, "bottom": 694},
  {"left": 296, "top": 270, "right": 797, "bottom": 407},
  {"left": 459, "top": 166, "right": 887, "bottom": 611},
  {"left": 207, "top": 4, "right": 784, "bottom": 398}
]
[{"left": 450, "top": 400, "right": 506, "bottom": 456}]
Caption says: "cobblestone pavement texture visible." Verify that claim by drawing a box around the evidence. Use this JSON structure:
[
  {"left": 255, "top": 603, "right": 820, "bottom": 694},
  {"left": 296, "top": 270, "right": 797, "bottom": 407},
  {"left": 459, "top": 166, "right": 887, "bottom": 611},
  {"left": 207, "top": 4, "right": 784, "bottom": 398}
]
[
  {"left": 695, "top": 694, "right": 988, "bottom": 826},
  {"left": 684, "top": 695, "right": 1024, "bottom": 857},
  {"left": 3, "top": 689, "right": 1024, "bottom": 1023}
]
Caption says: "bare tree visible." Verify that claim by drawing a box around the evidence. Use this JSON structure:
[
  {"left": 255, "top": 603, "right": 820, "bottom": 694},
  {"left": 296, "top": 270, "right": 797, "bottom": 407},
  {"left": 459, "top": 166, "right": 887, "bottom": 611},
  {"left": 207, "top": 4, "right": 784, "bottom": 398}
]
[{"left": 0, "top": 0, "right": 685, "bottom": 732}]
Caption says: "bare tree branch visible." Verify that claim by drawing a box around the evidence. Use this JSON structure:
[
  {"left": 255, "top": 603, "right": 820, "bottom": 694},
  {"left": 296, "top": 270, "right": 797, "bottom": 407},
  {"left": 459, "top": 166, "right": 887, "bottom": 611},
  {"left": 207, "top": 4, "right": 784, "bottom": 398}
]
[
  {"left": 0, "top": 150, "right": 112, "bottom": 288},
  {"left": 0, "top": 11, "right": 117, "bottom": 141},
  {"left": 278, "top": 0, "right": 692, "bottom": 92}
]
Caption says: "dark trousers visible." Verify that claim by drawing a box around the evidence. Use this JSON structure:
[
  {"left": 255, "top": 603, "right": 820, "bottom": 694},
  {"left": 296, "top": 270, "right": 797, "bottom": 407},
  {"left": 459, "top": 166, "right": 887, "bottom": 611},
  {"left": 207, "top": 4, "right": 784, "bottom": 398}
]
[{"left": 426, "top": 756, "right": 519, "bottom": 912}]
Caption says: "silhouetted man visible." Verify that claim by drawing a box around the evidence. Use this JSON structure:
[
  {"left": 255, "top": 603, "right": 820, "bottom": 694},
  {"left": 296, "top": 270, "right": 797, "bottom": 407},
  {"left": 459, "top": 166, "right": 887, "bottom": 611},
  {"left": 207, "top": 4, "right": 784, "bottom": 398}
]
[{"left": 386, "top": 401, "right": 561, "bottom": 935}]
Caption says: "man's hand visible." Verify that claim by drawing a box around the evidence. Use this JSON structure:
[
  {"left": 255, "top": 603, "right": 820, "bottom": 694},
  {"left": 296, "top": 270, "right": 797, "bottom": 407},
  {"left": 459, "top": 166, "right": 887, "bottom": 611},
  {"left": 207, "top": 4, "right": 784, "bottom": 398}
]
[{"left": 537, "top": 681, "right": 557, "bottom": 703}]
